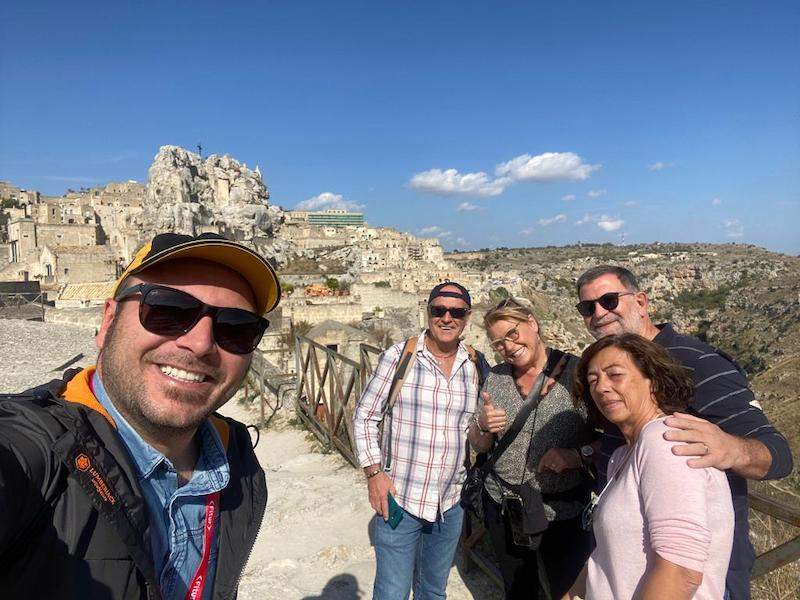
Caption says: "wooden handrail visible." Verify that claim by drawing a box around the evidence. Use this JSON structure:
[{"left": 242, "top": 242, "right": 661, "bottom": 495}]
[
  {"left": 748, "top": 489, "right": 800, "bottom": 527},
  {"left": 748, "top": 487, "right": 800, "bottom": 580}
]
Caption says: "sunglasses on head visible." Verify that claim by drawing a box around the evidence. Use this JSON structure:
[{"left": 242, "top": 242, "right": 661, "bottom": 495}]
[
  {"left": 429, "top": 305, "right": 470, "bottom": 319},
  {"left": 575, "top": 291, "right": 635, "bottom": 317},
  {"left": 115, "top": 283, "right": 269, "bottom": 354}
]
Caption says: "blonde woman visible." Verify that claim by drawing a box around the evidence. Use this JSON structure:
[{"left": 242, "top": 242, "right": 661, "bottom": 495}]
[{"left": 467, "top": 298, "right": 594, "bottom": 600}]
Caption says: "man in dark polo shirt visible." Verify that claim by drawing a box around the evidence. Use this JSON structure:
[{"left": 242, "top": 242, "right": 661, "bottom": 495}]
[{"left": 575, "top": 264, "right": 793, "bottom": 600}]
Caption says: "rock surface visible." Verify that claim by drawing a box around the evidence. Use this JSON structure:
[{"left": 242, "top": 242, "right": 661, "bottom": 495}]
[{"left": 141, "top": 145, "right": 291, "bottom": 264}]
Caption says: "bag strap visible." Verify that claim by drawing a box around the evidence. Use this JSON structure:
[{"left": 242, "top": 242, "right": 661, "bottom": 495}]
[
  {"left": 381, "top": 336, "right": 418, "bottom": 471},
  {"left": 385, "top": 336, "right": 418, "bottom": 413},
  {"left": 479, "top": 349, "right": 568, "bottom": 476},
  {"left": 465, "top": 344, "right": 490, "bottom": 387}
]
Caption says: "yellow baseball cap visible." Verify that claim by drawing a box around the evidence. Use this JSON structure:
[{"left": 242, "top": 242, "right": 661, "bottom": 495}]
[{"left": 114, "top": 232, "right": 281, "bottom": 314}]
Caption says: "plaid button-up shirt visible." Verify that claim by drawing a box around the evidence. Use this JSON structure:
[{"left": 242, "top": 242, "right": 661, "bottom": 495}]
[{"left": 353, "top": 332, "right": 479, "bottom": 522}]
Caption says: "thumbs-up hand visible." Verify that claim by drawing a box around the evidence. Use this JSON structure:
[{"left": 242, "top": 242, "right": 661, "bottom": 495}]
[{"left": 477, "top": 391, "right": 507, "bottom": 434}]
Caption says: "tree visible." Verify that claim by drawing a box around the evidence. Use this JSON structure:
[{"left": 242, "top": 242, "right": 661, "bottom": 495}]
[
  {"left": 488, "top": 286, "right": 511, "bottom": 304},
  {"left": 325, "top": 277, "right": 340, "bottom": 291}
]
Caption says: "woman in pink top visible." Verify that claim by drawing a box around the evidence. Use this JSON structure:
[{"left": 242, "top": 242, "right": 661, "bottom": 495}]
[{"left": 565, "top": 334, "right": 734, "bottom": 600}]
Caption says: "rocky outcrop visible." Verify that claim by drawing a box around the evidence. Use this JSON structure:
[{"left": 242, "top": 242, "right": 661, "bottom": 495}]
[{"left": 140, "top": 145, "right": 290, "bottom": 263}]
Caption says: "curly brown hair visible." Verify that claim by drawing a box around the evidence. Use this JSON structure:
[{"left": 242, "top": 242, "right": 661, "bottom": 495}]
[{"left": 572, "top": 333, "right": 694, "bottom": 424}]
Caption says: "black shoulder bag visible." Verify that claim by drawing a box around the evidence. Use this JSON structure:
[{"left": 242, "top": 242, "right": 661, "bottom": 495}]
[{"left": 460, "top": 349, "right": 566, "bottom": 529}]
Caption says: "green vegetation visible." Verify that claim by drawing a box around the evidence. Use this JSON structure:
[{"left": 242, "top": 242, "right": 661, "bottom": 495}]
[
  {"left": 673, "top": 285, "right": 731, "bottom": 311},
  {"left": 325, "top": 277, "right": 340, "bottom": 291},
  {"left": 373, "top": 281, "right": 390, "bottom": 288},
  {"left": 281, "top": 281, "right": 295, "bottom": 295},
  {"left": 488, "top": 286, "right": 510, "bottom": 303},
  {"left": 1, "top": 198, "right": 21, "bottom": 209}
]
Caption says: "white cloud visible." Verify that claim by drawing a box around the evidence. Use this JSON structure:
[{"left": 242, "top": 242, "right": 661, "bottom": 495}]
[
  {"left": 495, "top": 152, "right": 600, "bottom": 182},
  {"left": 724, "top": 218, "right": 744, "bottom": 238},
  {"left": 623, "top": 200, "right": 637, "bottom": 207},
  {"left": 520, "top": 227, "right": 536, "bottom": 236},
  {"left": 561, "top": 194, "right": 576, "bottom": 201},
  {"left": 456, "top": 201, "right": 481, "bottom": 212},
  {"left": 410, "top": 151, "right": 599, "bottom": 198},
  {"left": 409, "top": 168, "right": 508, "bottom": 197},
  {"left": 454, "top": 237, "right": 468, "bottom": 247},
  {"left": 295, "top": 192, "right": 364, "bottom": 211},
  {"left": 538, "top": 213, "right": 567, "bottom": 227},
  {"left": 648, "top": 161, "right": 674, "bottom": 171},
  {"left": 597, "top": 215, "right": 624, "bottom": 231},
  {"left": 419, "top": 225, "right": 453, "bottom": 239},
  {"left": 711, "top": 197, "right": 722, "bottom": 206},
  {"left": 574, "top": 213, "right": 595, "bottom": 226},
  {"left": 587, "top": 189, "right": 607, "bottom": 198}
]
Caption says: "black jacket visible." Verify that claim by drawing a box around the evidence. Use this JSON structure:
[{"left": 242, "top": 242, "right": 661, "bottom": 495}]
[{"left": 0, "top": 368, "right": 267, "bottom": 599}]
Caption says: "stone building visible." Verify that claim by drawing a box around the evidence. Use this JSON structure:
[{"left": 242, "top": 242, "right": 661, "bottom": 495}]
[
  {"left": 38, "top": 245, "right": 117, "bottom": 286},
  {"left": 285, "top": 209, "right": 365, "bottom": 227}
]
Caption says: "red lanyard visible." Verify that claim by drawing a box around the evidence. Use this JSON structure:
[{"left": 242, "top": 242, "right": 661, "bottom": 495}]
[{"left": 185, "top": 491, "right": 221, "bottom": 600}]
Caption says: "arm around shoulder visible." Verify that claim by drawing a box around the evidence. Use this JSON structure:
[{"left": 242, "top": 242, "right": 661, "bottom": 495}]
[{"left": 677, "top": 352, "right": 793, "bottom": 480}]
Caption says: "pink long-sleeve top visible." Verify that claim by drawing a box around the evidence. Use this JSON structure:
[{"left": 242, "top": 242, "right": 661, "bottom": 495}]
[{"left": 587, "top": 418, "right": 734, "bottom": 600}]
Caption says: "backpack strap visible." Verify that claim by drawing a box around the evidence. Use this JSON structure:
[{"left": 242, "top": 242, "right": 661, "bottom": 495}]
[
  {"left": 385, "top": 336, "right": 418, "bottom": 413},
  {"left": 465, "top": 344, "right": 490, "bottom": 387},
  {"left": 381, "top": 336, "right": 418, "bottom": 471}
]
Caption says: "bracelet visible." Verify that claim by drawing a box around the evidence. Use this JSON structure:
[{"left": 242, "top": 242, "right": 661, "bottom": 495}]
[
  {"left": 473, "top": 416, "right": 490, "bottom": 434},
  {"left": 366, "top": 468, "right": 382, "bottom": 479}
]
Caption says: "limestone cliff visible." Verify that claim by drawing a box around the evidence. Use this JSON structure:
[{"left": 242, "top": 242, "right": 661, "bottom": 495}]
[{"left": 141, "top": 145, "right": 290, "bottom": 263}]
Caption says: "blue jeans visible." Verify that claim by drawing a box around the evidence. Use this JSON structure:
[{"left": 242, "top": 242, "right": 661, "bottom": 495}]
[{"left": 372, "top": 503, "right": 464, "bottom": 600}]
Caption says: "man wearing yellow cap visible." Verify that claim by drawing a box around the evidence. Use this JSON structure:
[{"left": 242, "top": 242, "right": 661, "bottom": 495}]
[{"left": 0, "top": 232, "right": 281, "bottom": 599}]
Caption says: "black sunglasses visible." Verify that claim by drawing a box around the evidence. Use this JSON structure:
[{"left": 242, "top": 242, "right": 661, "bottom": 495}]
[
  {"left": 575, "top": 292, "right": 635, "bottom": 317},
  {"left": 429, "top": 305, "right": 470, "bottom": 319},
  {"left": 115, "top": 283, "right": 269, "bottom": 354}
]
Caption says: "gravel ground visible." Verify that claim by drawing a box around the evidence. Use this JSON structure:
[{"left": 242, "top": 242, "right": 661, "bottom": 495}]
[{"left": 0, "top": 317, "right": 99, "bottom": 393}]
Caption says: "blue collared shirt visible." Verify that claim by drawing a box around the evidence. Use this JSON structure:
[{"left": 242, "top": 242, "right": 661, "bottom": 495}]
[{"left": 93, "top": 373, "right": 230, "bottom": 600}]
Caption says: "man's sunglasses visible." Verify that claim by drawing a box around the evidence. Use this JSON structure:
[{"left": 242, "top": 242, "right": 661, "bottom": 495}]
[
  {"left": 575, "top": 291, "right": 635, "bottom": 318},
  {"left": 429, "top": 305, "right": 470, "bottom": 319},
  {"left": 115, "top": 283, "right": 269, "bottom": 354}
]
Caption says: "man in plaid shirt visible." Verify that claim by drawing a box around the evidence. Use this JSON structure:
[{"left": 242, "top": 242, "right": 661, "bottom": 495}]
[{"left": 353, "top": 282, "right": 482, "bottom": 600}]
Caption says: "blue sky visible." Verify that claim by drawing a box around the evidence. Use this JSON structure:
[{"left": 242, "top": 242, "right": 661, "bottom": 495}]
[{"left": 1, "top": 1, "right": 798, "bottom": 253}]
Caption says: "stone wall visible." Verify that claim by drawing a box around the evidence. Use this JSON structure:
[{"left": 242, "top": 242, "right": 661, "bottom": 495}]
[
  {"left": 350, "top": 283, "right": 420, "bottom": 311},
  {"left": 284, "top": 298, "right": 363, "bottom": 326}
]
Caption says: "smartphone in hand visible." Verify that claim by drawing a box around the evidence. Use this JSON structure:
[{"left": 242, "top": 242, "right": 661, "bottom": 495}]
[{"left": 387, "top": 493, "right": 404, "bottom": 529}]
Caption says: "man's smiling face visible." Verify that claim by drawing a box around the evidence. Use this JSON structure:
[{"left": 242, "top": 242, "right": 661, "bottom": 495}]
[
  {"left": 426, "top": 285, "right": 470, "bottom": 348},
  {"left": 578, "top": 273, "right": 648, "bottom": 340},
  {"left": 96, "top": 259, "right": 255, "bottom": 439}
]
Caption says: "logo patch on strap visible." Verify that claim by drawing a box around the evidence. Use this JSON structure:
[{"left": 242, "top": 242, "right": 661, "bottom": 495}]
[{"left": 74, "top": 453, "right": 117, "bottom": 506}]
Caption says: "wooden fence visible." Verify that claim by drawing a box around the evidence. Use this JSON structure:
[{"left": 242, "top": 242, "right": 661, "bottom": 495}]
[
  {"left": 291, "top": 333, "right": 799, "bottom": 588},
  {"left": 243, "top": 349, "right": 295, "bottom": 428}
]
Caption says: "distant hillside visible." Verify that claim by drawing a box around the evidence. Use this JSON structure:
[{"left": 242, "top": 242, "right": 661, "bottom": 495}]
[{"left": 450, "top": 242, "right": 800, "bottom": 493}]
